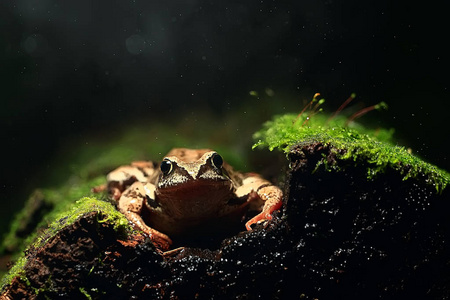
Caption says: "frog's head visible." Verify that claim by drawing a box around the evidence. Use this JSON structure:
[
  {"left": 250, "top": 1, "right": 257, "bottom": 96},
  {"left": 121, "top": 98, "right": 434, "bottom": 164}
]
[{"left": 155, "top": 148, "right": 234, "bottom": 219}]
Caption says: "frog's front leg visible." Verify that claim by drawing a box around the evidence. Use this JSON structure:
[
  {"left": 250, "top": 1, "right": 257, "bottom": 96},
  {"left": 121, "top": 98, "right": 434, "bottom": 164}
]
[
  {"left": 118, "top": 181, "right": 173, "bottom": 251},
  {"left": 236, "top": 175, "right": 283, "bottom": 230}
]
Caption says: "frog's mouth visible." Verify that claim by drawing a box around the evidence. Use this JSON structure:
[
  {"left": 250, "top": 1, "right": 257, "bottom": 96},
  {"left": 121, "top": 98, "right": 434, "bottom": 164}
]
[
  {"left": 155, "top": 179, "right": 236, "bottom": 219},
  {"left": 158, "top": 175, "right": 232, "bottom": 191},
  {"left": 158, "top": 179, "right": 233, "bottom": 199}
]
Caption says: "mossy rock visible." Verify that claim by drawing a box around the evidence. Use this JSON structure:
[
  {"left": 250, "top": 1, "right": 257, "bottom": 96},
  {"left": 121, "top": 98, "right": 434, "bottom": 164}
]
[
  {"left": 253, "top": 112, "right": 449, "bottom": 192},
  {"left": 1, "top": 111, "right": 450, "bottom": 299}
]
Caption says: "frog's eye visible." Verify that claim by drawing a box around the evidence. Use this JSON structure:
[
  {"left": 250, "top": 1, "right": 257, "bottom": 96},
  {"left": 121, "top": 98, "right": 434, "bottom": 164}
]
[
  {"left": 211, "top": 153, "right": 223, "bottom": 169},
  {"left": 160, "top": 159, "right": 173, "bottom": 175}
]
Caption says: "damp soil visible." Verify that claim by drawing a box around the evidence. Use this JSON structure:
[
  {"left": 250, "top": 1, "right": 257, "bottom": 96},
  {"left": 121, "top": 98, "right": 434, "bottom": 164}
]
[{"left": 2, "top": 142, "right": 450, "bottom": 299}]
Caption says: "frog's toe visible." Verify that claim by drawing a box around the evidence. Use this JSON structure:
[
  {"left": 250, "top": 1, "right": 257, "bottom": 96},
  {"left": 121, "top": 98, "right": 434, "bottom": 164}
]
[{"left": 245, "top": 212, "right": 272, "bottom": 230}]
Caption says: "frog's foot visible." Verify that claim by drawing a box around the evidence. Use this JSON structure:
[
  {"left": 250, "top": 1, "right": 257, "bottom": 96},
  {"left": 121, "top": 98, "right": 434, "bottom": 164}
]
[
  {"left": 91, "top": 184, "right": 106, "bottom": 193},
  {"left": 91, "top": 184, "right": 121, "bottom": 200},
  {"left": 245, "top": 211, "right": 273, "bottom": 230},
  {"left": 245, "top": 185, "right": 283, "bottom": 230},
  {"left": 122, "top": 210, "right": 173, "bottom": 251},
  {"left": 148, "top": 229, "right": 173, "bottom": 252}
]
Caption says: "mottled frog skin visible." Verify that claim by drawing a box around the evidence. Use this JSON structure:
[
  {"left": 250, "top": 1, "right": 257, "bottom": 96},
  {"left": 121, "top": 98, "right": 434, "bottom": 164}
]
[{"left": 101, "top": 148, "right": 283, "bottom": 251}]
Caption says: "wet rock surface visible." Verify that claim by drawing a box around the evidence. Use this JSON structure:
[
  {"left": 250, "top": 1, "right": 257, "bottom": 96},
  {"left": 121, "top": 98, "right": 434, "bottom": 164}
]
[
  {"left": 286, "top": 142, "right": 450, "bottom": 299},
  {"left": 2, "top": 142, "right": 450, "bottom": 299}
]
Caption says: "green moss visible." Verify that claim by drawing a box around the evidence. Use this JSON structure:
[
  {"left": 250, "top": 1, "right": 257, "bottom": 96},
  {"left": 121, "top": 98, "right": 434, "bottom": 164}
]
[
  {"left": 253, "top": 112, "right": 450, "bottom": 193},
  {"left": 33, "top": 197, "right": 132, "bottom": 249},
  {"left": 0, "top": 255, "right": 28, "bottom": 291},
  {"left": 0, "top": 176, "right": 106, "bottom": 258},
  {"left": 0, "top": 197, "right": 132, "bottom": 291}
]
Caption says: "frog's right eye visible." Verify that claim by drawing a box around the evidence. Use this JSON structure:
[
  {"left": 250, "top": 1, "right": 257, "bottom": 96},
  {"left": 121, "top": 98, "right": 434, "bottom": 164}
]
[{"left": 160, "top": 159, "right": 173, "bottom": 175}]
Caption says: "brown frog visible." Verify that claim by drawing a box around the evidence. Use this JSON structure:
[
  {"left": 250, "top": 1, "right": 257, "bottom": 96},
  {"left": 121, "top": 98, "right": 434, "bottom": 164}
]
[{"left": 99, "top": 148, "right": 282, "bottom": 251}]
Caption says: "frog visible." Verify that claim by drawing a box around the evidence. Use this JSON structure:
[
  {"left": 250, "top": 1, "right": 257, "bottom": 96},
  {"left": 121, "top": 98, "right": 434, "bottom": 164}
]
[{"left": 98, "top": 148, "right": 283, "bottom": 251}]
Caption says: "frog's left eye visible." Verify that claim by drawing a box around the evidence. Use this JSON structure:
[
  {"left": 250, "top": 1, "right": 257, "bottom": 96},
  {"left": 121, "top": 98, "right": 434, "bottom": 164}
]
[
  {"left": 211, "top": 153, "right": 223, "bottom": 169},
  {"left": 160, "top": 159, "right": 173, "bottom": 175}
]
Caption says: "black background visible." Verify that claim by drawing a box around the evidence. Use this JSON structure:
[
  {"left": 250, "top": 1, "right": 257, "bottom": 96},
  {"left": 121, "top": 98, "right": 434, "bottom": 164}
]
[{"left": 1, "top": 0, "right": 448, "bottom": 231}]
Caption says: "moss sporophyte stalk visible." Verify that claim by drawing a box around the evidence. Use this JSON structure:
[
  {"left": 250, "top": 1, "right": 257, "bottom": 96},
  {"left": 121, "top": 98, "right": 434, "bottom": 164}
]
[{"left": 252, "top": 94, "right": 449, "bottom": 193}]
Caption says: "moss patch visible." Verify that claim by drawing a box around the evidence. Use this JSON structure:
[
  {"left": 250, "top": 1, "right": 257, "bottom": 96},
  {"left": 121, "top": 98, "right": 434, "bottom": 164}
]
[
  {"left": 0, "top": 256, "right": 28, "bottom": 292},
  {"left": 32, "top": 197, "right": 132, "bottom": 250},
  {"left": 0, "top": 176, "right": 106, "bottom": 259},
  {"left": 253, "top": 112, "right": 450, "bottom": 193},
  {"left": 0, "top": 197, "right": 132, "bottom": 291}
]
